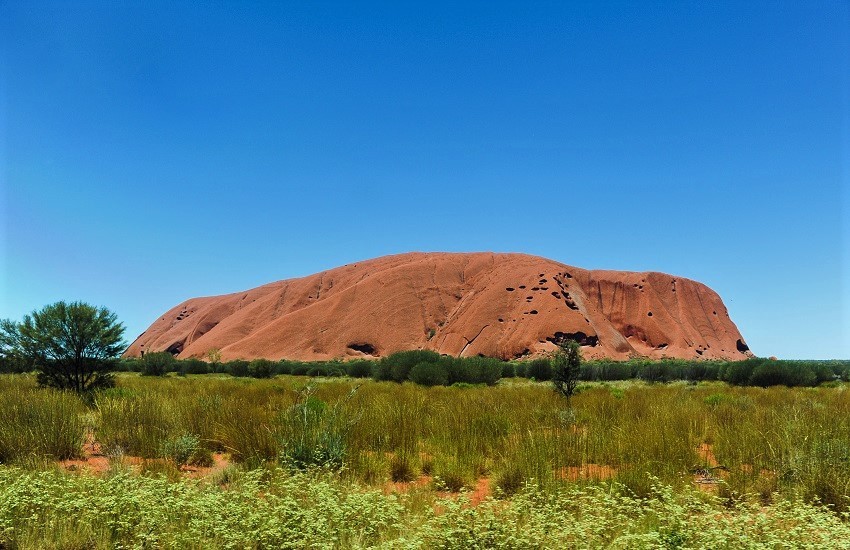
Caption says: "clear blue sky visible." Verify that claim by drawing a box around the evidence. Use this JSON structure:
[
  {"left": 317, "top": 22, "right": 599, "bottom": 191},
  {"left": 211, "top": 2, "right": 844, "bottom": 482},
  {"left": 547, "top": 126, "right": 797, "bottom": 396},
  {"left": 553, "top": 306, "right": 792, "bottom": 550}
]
[{"left": 1, "top": 1, "right": 847, "bottom": 359}]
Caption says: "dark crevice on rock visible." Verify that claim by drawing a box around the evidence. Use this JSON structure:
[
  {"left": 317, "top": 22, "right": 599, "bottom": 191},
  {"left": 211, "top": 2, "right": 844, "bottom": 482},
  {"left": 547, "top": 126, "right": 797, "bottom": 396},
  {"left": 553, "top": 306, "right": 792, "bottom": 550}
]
[
  {"left": 348, "top": 342, "right": 376, "bottom": 355},
  {"left": 546, "top": 331, "right": 599, "bottom": 347},
  {"left": 166, "top": 341, "right": 185, "bottom": 356}
]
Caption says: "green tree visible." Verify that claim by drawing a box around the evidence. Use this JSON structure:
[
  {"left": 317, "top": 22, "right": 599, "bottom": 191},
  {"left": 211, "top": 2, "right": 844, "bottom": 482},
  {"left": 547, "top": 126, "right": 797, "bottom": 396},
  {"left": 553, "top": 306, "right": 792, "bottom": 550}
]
[
  {"left": 0, "top": 301, "right": 125, "bottom": 392},
  {"left": 552, "top": 340, "right": 582, "bottom": 400}
]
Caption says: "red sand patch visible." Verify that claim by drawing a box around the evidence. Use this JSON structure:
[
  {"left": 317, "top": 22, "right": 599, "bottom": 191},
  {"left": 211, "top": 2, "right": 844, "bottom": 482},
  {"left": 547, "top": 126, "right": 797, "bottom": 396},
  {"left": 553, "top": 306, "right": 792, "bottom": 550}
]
[
  {"left": 469, "top": 477, "right": 492, "bottom": 505},
  {"left": 385, "top": 475, "right": 493, "bottom": 507},
  {"left": 60, "top": 433, "right": 231, "bottom": 479},
  {"left": 385, "top": 474, "right": 432, "bottom": 494},
  {"left": 698, "top": 443, "right": 719, "bottom": 467},
  {"left": 693, "top": 443, "right": 727, "bottom": 492},
  {"left": 61, "top": 455, "right": 111, "bottom": 474},
  {"left": 184, "top": 453, "right": 230, "bottom": 478},
  {"left": 61, "top": 431, "right": 111, "bottom": 474}
]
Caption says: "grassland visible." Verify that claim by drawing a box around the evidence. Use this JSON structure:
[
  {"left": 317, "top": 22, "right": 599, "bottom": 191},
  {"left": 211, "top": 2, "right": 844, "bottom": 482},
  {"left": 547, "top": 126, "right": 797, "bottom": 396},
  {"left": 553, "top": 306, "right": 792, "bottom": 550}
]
[{"left": 2, "top": 373, "right": 850, "bottom": 547}]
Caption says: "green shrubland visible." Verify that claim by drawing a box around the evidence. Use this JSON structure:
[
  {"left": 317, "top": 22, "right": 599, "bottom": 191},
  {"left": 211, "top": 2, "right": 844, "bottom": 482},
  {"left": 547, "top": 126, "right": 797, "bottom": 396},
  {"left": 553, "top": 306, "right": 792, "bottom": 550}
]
[
  {"left": 2, "top": 373, "right": 850, "bottom": 546},
  {"left": 3, "top": 375, "right": 850, "bottom": 508},
  {"left": 115, "top": 350, "right": 849, "bottom": 390}
]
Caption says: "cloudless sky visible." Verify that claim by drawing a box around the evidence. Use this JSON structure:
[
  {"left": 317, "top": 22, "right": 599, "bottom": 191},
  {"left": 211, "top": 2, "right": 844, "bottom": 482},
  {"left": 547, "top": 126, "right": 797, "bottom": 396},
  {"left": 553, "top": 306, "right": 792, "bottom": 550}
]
[{"left": 1, "top": 1, "right": 848, "bottom": 359}]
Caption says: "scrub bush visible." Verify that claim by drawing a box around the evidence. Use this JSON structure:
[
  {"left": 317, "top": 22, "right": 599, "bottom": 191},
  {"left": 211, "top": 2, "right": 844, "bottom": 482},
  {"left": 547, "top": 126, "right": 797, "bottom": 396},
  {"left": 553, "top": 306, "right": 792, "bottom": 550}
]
[
  {"left": 141, "top": 352, "right": 175, "bottom": 376},
  {"left": 409, "top": 361, "right": 449, "bottom": 387},
  {"left": 526, "top": 358, "right": 552, "bottom": 381},
  {"left": 247, "top": 359, "right": 274, "bottom": 379}
]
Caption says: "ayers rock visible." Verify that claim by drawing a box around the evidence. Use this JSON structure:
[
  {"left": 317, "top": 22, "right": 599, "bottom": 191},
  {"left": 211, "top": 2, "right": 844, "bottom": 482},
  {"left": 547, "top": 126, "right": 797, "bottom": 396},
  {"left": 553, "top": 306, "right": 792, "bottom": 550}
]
[{"left": 125, "top": 252, "right": 752, "bottom": 361}]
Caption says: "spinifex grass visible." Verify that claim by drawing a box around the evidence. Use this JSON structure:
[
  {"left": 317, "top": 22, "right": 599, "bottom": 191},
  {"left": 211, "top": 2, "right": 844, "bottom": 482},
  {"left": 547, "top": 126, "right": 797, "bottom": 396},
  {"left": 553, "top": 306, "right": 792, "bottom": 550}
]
[
  {"left": 3, "top": 373, "right": 850, "bottom": 512},
  {"left": 0, "top": 376, "right": 86, "bottom": 463}
]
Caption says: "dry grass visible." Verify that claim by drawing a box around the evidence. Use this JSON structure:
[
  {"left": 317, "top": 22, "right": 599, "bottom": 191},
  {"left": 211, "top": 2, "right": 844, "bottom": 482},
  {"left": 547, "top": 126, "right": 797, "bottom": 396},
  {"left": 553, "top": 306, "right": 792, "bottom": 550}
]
[{"left": 3, "top": 373, "right": 850, "bottom": 512}]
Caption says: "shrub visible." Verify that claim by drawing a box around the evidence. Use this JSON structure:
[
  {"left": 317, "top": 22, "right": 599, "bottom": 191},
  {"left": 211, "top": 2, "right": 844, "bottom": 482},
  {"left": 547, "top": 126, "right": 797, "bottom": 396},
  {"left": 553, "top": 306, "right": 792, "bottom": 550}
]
[
  {"left": 248, "top": 359, "right": 274, "bottom": 379},
  {"left": 274, "top": 361, "right": 293, "bottom": 375},
  {"left": 513, "top": 362, "right": 528, "bottom": 378},
  {"left": 409, "top": 361, "right": 449, "bottom": 387},
  {"left": 474, "top": 357, "right": 503, "bottom": 386},
  {"left": 750, "top": 361, "right": 817, "bottom": 387},
  {"left": 390, "top": 455, "right": 416, "bottom": 482},
  {"left": 278, "top": 389, "right": 352, "bottom": 470},
  {"left": 226, "top": 360, "right": 250, "bottom": 377},
  {"left": 697, "top": 361, "right": 722, "bottom": 381},
  {"left": 552, "top": 340, "right": 581, "bottom": 399},
  {"left": 325, "top": 362, "right": 347, "bottom": 376},
  {"left": 812, "top": 363, "right": 837, "bottom": 384},
  {"left": 748, "top": 362, "right": 788, "bottom": 387},
  {"left": 160, "top": 434, "right": 201, "bottom": 466},
  {"left": 720, "top": 359, "right": 760, "bottom": 385},
  {"left": 444, "top": 357, "right": 501, "bottom": 385},
  {"left": 386, "top": 350, "right": 442, "bottom": 383},
  {"left": 501, "top": 362, "right": 516, "bottom": 378},
  {"left": 115, "top": 358, "right": 139, "bottom": 373},
  {"left": 141, "top": 352, "right": 175, "bottom": 376},
  {"left": 211, "top": 361, "right": 229, "bottom": 374},
  {"left": 179, "top": 358, "right": 210, "bottom": 375},
  {"left": 635, "top": 360, "right": 664, "bottom": 383},
  {"left": 290, "top": 362, "right": 310, "bottom": 376},
  {"left": 526, "top": 358, "right": 552, "bottom": 381},
  {"left": 582, "top": 360, "right": 633, "bottom": 381},
  {"left": 346, "top": 360, "right": 373, "bottom": 378},
  {"left": 371, "top": 359, "right": 393, "bottom": 381},
  {"left": 495, "top": 468, "right": 525, "bottom": 497},
  {"left": 306, "top": 363, "right": 345, "bottom": 377}
]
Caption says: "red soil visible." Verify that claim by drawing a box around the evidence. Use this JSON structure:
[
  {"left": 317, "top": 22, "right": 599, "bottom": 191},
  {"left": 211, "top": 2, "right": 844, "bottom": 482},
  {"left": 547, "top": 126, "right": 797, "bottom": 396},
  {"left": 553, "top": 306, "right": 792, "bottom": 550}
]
[
  {"left": 693, "top": 443, "right": 727, "bottom": 491},
  {"left": 60, "top": 432, "right": 231, "bottom": 478}
]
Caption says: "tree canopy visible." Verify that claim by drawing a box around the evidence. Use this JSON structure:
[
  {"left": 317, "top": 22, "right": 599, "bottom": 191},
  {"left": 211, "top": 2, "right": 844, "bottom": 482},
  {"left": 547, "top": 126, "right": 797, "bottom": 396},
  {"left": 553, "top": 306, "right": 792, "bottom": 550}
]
[{"left": 0, "top": 301, "right": 125, "bottom": 392}]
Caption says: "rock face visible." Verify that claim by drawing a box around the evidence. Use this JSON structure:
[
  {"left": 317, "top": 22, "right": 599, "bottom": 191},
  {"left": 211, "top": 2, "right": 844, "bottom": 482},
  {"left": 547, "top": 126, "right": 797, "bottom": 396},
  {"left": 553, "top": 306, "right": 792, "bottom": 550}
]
[{"left": 125, "top": 252, "right": 752, "bottom": 361}]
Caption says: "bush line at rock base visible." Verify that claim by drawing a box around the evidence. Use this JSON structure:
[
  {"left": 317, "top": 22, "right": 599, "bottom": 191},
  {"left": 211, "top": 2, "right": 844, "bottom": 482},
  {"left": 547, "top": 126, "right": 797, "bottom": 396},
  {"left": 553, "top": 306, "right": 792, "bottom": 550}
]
[{"left": 4, "top": 349, "right": 846, "bottom": 388}]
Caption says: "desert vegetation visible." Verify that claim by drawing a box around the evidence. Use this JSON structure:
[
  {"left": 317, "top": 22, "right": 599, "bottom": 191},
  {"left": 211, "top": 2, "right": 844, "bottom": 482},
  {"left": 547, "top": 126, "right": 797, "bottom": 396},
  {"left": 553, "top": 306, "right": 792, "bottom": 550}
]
[
  {"left": 0, "top": 301, "right": 124, "bottom": 392},
  {"left": 92, "top": 353, "right": 850, "bottom": 389},
  {"left": 2, "top": 372, "right": 850, "bottom": 546},
  {"left": 3, "top": 301, "right": 850, "bottom": 546}
]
